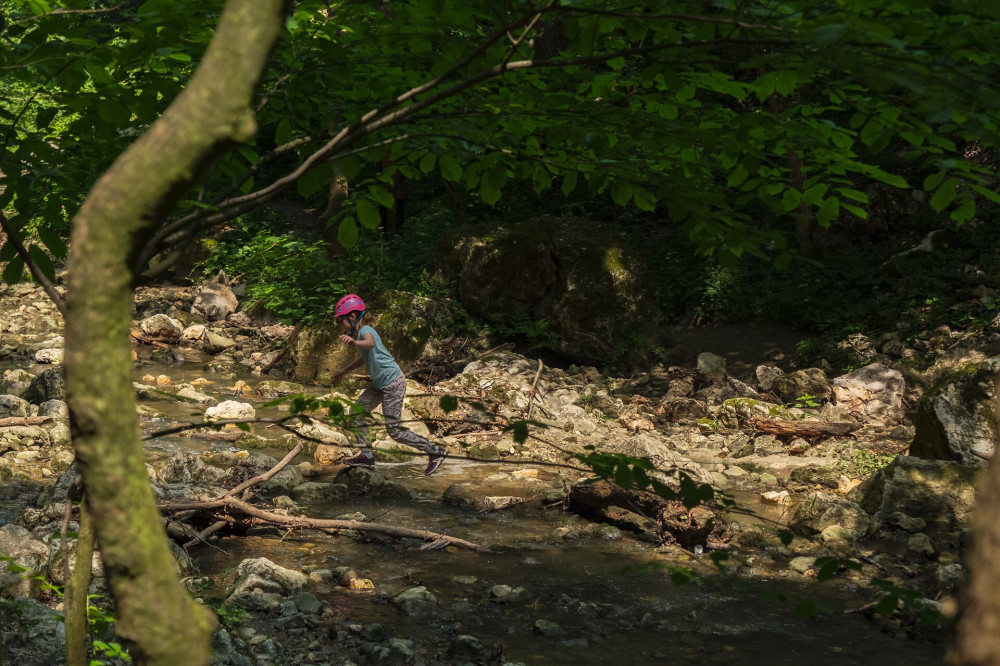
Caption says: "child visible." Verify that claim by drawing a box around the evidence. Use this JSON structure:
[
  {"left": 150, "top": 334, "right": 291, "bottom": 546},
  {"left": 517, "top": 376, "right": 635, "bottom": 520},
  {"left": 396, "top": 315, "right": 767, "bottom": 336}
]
[{"left": 330, "top": 293, "right": 447, "bottom": 475}]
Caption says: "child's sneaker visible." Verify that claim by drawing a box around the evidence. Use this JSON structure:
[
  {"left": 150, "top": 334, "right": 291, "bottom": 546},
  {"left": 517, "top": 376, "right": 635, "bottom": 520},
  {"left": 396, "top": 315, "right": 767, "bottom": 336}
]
[
  {"left": 424, "top": 446, "right": 447, "bottom": 476},
  {"left": 344, "top": 451, "right": 375, "bottom": 468}
]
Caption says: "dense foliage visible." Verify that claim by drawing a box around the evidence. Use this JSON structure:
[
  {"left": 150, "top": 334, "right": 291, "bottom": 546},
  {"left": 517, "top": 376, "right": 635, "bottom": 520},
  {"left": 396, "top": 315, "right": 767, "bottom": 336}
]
[{"left": 3, "top": 0, "right": 1000, "bottom": 292}]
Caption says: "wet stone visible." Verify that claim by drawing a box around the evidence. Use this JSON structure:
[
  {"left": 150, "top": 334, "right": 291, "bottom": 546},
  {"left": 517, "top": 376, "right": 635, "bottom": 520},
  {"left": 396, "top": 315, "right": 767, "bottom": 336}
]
[
  {"left": 392, "top": 586, "right": 437, "bottom": 615},
  {"left": 449, "top": 634, "right": 490, "bottom": 662},
  {"left": 533, "top": 619, "right": 564, "bottom": 637}
]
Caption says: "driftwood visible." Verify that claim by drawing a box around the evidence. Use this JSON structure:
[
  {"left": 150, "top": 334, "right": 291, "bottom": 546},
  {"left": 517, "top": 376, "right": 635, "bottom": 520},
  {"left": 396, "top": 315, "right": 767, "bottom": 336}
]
[
  {"left": 753, "top": 418, "right": 859, "bottom": 439},
  {"left": 190, "top": 431, "right": 243, "bottom": 442},
  {"left": 569, "top": 480, "right": 732, "bottom": 549},
  {"left": 0, "top": 416, "right": 51, "bottom": 427},
  {"left": 129, "top": 330, "right": 173, "bottom": 348},
  {"left": 158, "top": 442, "right": 490, "bottom": 553}
]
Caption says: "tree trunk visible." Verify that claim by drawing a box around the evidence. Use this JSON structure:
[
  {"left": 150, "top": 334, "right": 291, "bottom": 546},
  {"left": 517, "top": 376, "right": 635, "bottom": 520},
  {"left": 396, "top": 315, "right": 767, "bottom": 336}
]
[
  {"left": 65, "top": 501, "right": 94, "bottom": 666},
  {"left": 63, "top": 2, "right": 289, "bottom": 664},
  {"left": 949, "top": 377, "right": 1000, "bottom": 664}
]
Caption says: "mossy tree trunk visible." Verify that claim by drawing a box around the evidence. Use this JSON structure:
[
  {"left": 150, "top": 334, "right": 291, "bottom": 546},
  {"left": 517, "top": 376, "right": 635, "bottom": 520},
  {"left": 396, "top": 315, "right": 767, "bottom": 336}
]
[{"left": 63, "top": 2, "right": 289, "bottom": 663}]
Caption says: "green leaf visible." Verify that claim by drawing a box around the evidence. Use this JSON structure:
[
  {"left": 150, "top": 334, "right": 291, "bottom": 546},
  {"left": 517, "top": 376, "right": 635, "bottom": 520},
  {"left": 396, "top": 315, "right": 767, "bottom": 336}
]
[
  {"left": 37, "top": 228, "right": 67, "bottom": 259},
  {"left": 780, "top": 188, "right": 801, "bottom": 211},
  {"left": 439, "top": 395, "right": 458, "bottom": 413},
  {"left": 235, "top": 422, "right": 250, "bottom": 432},
  {"left": 275, "top": 119, "right": 294, "bottom": 146},
  {"left": 777, "top": 529, "right": 794, "bottom": 546},
  {"left": 950, "top": 195, "right": 975, "bottom": 224},
  {"left": 27, "top": 245, "right": 55, "bottom": 282},
  {"left": 561, "top": 171, "right": 578, "bottom": 196},
  {"left": 816, "top": 197, "right": 839, "bottom": 227},
  {"left": 874, "top": 594, "right": 899, "bottom": 616},
  {"left": 2, "top": 257, "right": 24, "bottom": 284},
  {"left": 418, "top": 153, "right": 436, "bottom": 174},
  {"left": 970, "top": 184, "right": 1000, "bottom": 204},
  {"left": 480, "top": 181, "right": 501, "bottom": 206},
  {"left": 34, "top": 107, "right": 59, "bottom": 130},
  {"left": 633, "top": 187, "right": 656, "bottom": 212},
  {"left": 512, "top": 420, "right": 528, "bottom": 444},
  {"left": 337, "top": 216, "right": 359, "bottom": 249},
  {"left": 929, "top": 177, "right": 958, "bottom": 212},
  {"left": 439, "top": 155, "right": 462, "bottom": 182},
  {"left": 727, "top": 166, "right": 749, "bottom": 188},
  {"left": 356, "top": 199, "right": 380, "bottom": 229},
  {"left": 370, "top": 185, "right": 394, "bottom": 208}
]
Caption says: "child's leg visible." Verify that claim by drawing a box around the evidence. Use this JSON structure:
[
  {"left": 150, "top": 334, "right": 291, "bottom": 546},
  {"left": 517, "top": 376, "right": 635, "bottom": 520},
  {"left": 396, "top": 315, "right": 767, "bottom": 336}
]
[
  {"left": 380, "top": 374, "right": 434, "bottom": 454},
  {"left": 349, "top": 386, "right": 383, "bottom": 453}
]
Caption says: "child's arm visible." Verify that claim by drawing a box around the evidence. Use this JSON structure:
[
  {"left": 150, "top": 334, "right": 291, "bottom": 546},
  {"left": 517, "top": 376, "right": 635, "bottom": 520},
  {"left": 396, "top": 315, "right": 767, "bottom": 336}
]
[
  {"left": 332, "top": 357, "right": 363, "bottom": 381},
  {"left": 340, "top": 331, "right": 375, "bottom": 350}
]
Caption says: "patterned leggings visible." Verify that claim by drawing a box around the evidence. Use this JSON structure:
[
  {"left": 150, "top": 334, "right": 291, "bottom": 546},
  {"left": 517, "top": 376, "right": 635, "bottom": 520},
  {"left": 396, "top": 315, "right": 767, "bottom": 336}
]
[{"left": 350, "top": 373, "right": 434, "bottom": 453}]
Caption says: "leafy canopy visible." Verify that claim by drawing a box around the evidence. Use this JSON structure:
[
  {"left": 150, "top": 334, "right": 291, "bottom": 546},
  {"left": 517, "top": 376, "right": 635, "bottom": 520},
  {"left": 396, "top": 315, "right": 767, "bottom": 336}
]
[{"left": 2, "top": 0, "right": 1000, "bottom": 283}]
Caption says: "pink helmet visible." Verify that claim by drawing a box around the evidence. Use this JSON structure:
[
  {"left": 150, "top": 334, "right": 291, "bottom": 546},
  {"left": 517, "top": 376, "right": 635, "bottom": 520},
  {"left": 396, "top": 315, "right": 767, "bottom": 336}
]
[{"left": 335, "top": 294, "right": 366, "bottom": 317}]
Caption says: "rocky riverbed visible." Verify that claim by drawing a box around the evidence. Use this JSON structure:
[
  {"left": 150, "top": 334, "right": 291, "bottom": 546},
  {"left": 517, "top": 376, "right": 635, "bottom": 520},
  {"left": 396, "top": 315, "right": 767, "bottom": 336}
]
[{"left": 0, "top": 278, "right": 988, "bottom": 664}]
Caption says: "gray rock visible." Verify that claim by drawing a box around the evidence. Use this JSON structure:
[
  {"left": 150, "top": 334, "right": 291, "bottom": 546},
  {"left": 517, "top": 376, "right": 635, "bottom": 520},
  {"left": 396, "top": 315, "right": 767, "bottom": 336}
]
[
  {"left": 192, "top": 270, "right": 239, "bottom": 321},
  {"left": 37, "top": 399, "right": 68, "bottom": 419},
  {"left": 756, "top": 365, "right": 785, "bottom": 392},
  {"left": 0, "top": 524, "right": 49, "bottom": 597},
  {"left": 450, "top": 635, "right": 490, "bottom": 662},
  {"left": 204, "top": 400, "right": 255, "bottom": 421},
  {"left": 392, "top": 586, "right": 437, "bottom": 615},
  {"left": 34, "top": 348, "right": 63, "bottom": 364},
  {"left": 831, "top": 363, "right": 905, "bottom": 424},
  {"left": 854, "top": 456, "right": 978, "bottom": 536},
  {"left": 292, "top": 590, "right": 322, "bottom": 615},
  {"left": 335, "top": 467, "right": 411, "bottom": 499},
  {"left": 788, "top": 494, "right": 870, "bottom": 539},
  {"left": 1, "top": 368, "right": 35, "bottom": 397},
  {"left": 533, "top": 619, "right": 564, "bottom": 637},
  {"left": 771, "top": 368, "right": 831, "bottom": 404},
  {"left": 290, "top": 482, "right": 348, "bottom": 503},
  {"left": 697, "top": 353, "right": 726, "bottom": 380},
  {"left": 908, "top": 532, "right": 935, "bottom": 557},
  {"left": 0, "top": 394, "right": 30, "bottom": 418},
  {"left": 886, "top": 511, "right": 927, "bottom": 533},
  {"left": 204, "top": 331, "right": 239, "bottom": 354},
  {"left": 910, "top": 357, "right": 1000, "bottom": 464},
  {"left": 226, "top": 557, "right": 307, "bottom": 609},
  {"left": 0, "top": 598, "right": 65, "bottom": 663},
  {"left": 789, "top": 556, "right": 817, "bottom": 574},
  {"left": 262, "top": 466, "right": 305, "bottom": 495},
  {"left": 139, "top": 313, "right": 184, "bottom": 339}
]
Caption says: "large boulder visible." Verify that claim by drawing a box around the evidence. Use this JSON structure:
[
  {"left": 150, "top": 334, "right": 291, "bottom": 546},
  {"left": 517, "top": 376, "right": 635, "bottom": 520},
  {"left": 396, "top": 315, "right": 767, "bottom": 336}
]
[
  {"left": 23, "top": 367, "right": 65, "bottom": 404},
  {"left": 191, "top": 270, "right": 239, "bottom": 321},
  {"left": 434, "top": 215, "right": 659, "bottom": 365},
  {"left": 909, "top": 357, "right": 999, "bottom": 464},
  {"left": 831, "top": 363, "right": 905, "bottom": 425},
  {"left": 770, "top": 368, "right": 831, "bottom": 404},
  {"left": 852, "top": 456, "right": 979, "bottom": 536}
]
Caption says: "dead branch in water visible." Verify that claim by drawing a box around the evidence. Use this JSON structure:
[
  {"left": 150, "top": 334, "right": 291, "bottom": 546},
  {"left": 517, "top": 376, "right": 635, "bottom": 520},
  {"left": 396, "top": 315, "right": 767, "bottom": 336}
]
[{"left": 157, "top": 440, "right": 491, "bottom": 553}]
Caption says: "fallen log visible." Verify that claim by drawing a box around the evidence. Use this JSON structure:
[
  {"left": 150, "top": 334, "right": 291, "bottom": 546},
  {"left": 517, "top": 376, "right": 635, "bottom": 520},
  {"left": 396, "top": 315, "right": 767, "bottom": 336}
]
[
  {"left": 0, "top": 416, "right": 51, "bottom": 427},
  {"left": 569, "top": 480, "right": 732, "bottom": 549},
  {"left": 158, "top": 441, "right": 490, "bottom": 552},
  {"left": 752, "top": 418, "right": 859, "bottom": 439}
]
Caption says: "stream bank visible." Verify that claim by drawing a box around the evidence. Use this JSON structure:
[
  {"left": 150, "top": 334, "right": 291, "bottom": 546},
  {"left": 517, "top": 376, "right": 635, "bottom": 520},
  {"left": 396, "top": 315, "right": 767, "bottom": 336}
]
[{"left": 0, "top": 281, "right": 973, "bottom": 664}]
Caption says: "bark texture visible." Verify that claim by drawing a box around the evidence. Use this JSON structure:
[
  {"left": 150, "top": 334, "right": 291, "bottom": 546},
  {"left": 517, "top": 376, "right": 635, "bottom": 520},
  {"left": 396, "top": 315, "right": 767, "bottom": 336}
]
[
  {"left": 949, "top": 381, "right": 1000, "bottom": 663},
  {"left": 63, "top": 2, "right": 289, "bottom": 664}
]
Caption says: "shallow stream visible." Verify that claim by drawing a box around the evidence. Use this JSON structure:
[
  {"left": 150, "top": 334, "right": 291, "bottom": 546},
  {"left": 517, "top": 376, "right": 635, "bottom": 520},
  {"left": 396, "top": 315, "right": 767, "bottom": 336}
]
[{"left": 0, "top": 358, "right": 948, "bottom": 664}]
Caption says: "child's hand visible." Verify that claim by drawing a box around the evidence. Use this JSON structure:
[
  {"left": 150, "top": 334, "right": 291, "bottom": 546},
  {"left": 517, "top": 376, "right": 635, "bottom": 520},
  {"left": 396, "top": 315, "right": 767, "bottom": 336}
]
[{"left": 339, "top": 334, "right": 354, "bottom": 345}]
